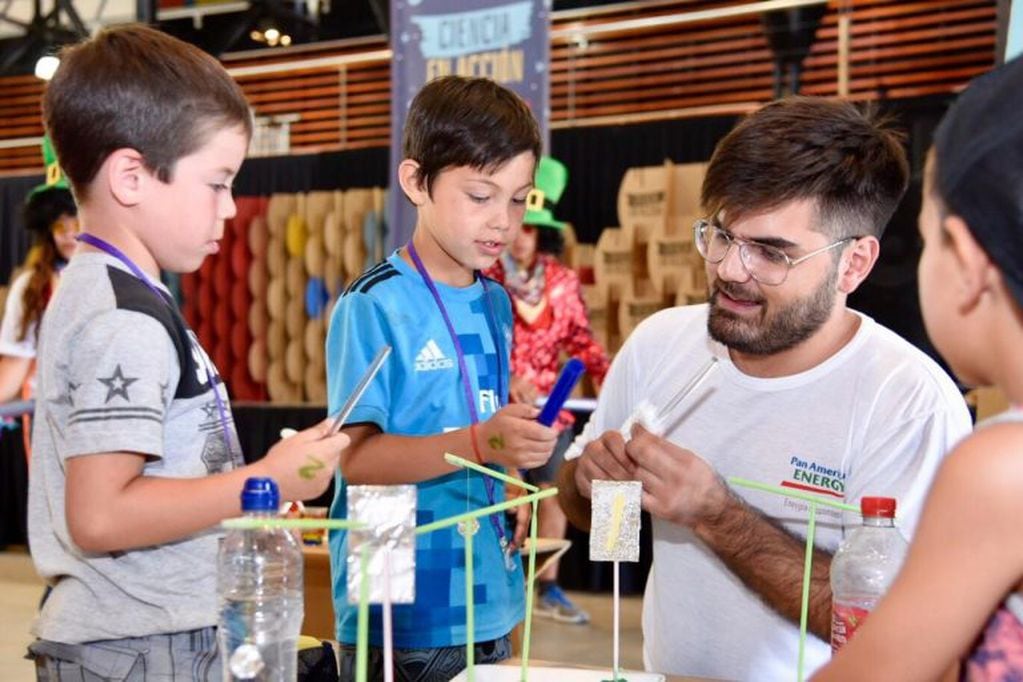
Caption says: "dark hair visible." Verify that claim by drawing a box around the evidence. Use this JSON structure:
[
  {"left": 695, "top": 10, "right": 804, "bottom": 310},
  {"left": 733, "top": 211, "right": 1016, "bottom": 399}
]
[
  {"left": 24, "top": 187, "right": 76, "bottom": 234},
  {"left": 402, "top": 76, "right": 541, "bottom": 195},
  {"left": 932, "top": 56, "right": 1023, "bottom": 311},
  {"left": 17, "top": 187, "right": 77, "bottom": 341},
  {"left": 701, "top": 96, "right": 909, "bottom": 239},
  {"left": 536, "top": 226, "right": 565, "bottom": 256},
  {"left": 43, "top": 24, "right": 253, "bottom": 200}
]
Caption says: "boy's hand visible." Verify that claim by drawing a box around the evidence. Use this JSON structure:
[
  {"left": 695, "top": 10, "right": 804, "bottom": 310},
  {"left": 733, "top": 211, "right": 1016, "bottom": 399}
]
[
  {"left": 504, "top": 475, "right": 532, "bottom": 550},
  {"left": 476, "top": 403, "right": 556, "bottom": 470},
  {"left": 510, "top": 498, "right": 531, "bottom": 550},
  {"left": 258, "top": 420, "right": 349, "bottom": 501}
]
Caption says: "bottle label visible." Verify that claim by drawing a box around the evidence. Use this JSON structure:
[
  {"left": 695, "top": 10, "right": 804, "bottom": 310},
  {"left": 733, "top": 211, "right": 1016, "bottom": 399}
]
[{"left": 831, "top": 603, "right": 872, "bottom": 652}]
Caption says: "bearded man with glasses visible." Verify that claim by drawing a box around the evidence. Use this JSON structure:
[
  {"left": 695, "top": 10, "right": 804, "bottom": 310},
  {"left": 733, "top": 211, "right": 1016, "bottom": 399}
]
[{"left": 557, "top": 97, "right": 971, "bottom": 681}]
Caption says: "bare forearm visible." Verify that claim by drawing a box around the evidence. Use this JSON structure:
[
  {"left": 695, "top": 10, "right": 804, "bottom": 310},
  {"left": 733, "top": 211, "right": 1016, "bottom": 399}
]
[
  {"left": 68, "top": 463, "right": 269, "bottom": 553},
  {"left": 696, "top": 490, "right": 833, "bottom": 640},
  {"left": 556, "top": 459, "right": 592, "bottom": 531},
  {"left": 341, "top": 429, "right": 472, "bottom": 484},
  {"left": 0, "top": 355, "right": 31, "bottom": 403}
]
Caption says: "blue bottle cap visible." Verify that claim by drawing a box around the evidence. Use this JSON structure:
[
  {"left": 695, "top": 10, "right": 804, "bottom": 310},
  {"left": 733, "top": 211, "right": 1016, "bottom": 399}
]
[{"left": 241, "top": 477, "right": 280, "bottom": 512}]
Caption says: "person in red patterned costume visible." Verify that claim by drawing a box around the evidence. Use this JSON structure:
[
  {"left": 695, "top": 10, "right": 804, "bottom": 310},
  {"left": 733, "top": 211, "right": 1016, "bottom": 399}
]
[{"left": 485, "top": 156, "right": 609, "bottom": 624}]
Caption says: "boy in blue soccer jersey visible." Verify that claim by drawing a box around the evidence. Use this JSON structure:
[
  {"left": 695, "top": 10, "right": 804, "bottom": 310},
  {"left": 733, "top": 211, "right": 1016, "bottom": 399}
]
[{"left": 326, "top": 75, "right": 559, "bottom": 680}]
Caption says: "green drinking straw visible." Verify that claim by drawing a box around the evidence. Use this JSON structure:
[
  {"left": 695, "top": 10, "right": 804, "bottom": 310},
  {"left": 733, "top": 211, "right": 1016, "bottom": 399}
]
[
  {"left": 727, "top": 477, "right": 858, "bottom": 513},
  {"left": 797, "top": 500, "right": 817, "bottom": 682},
  {"left": 728, "top": 477, "right": 859, "bottom": 682},
  {"left": 224, "top": 459, "right": 554, "bottom": 682},
  {"left": 441, "top": 453, "right": 547, "bottom": 681},
  {"left": 414, "top": 488, "right": 557, "bottom": 536},
  {"left": 465, "top": 525, "right": 475, "bottom": 682},
  {"left": 444, "top": 453, "right": 540, "bottom": 492},
  {"left": 221, "top": 517, "right": 365, "bottom": 531},
  {"left": 520, "top": 497, "right": 539, "bottom": 682},
  {"left": 357, "top": 546, "right": 370, "bottom": 682}
]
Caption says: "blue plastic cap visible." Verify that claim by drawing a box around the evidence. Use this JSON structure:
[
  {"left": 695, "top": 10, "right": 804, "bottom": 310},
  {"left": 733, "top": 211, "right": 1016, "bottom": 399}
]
[{"left": 241, "top": 477, "right": 280, "bottom": 512}]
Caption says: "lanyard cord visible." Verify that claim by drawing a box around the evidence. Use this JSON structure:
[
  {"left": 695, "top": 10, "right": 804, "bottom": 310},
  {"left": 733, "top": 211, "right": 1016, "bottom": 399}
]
[
  {"left": 77, "top": 233, "right": 236, "bottom": 458},
  {"left": 406, "top": 242, "right": 508, "bottom": 547}
]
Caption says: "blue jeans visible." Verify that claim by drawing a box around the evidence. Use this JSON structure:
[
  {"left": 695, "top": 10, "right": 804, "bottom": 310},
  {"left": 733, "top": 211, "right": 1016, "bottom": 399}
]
[{"left": 337, "top": 634, "right": 512, "bottom": 682}]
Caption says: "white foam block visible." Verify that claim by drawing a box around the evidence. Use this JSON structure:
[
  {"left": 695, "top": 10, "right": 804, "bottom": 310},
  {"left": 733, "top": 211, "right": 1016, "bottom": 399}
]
[{"left": 450, "top": 665, "right": 665, "bottom": 681}]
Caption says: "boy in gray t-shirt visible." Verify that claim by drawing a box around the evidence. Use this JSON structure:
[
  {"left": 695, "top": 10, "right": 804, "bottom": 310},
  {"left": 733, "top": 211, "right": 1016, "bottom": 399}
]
[{"left": 27, "top": 25, "right": 348, "bottom": 680}]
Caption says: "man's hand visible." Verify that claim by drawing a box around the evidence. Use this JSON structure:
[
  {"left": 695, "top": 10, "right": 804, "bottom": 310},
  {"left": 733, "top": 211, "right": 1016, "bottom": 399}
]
[
  {"left": 625, "top": 423, "right": 728, "bottom": 528},
  {"left": 573, "top": 429, "right": 636, "bottom": 499}
]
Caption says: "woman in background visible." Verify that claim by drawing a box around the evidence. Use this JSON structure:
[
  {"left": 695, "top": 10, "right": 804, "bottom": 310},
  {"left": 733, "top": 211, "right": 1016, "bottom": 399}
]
[{"left": 486, "top": 156, "right": 610, "bottom": 624}]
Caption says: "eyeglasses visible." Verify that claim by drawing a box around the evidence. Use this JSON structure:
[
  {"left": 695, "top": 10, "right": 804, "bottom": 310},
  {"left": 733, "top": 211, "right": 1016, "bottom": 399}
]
[{"left": 693, "top": 219, "right": 856, "bottom": 286}]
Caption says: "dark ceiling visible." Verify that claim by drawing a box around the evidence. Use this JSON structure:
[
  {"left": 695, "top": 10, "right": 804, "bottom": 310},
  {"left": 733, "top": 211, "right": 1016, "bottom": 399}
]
[{"left": 0, "top": 0, "right": 629, "bottom": 76}]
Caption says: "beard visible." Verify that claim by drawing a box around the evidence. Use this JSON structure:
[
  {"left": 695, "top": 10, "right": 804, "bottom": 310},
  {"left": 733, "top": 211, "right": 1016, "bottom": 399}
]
[{"left": 707, "top": 265, "right": 839, "bottom": 355}]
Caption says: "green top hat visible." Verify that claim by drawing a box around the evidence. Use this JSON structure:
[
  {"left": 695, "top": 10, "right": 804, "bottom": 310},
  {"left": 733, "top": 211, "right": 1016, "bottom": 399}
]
[
  {"left": 524, "top": 156, "right": 568, "bottom": 230},
  {"left": 29, "top": 135, "right": 70, "bottom": 198}
]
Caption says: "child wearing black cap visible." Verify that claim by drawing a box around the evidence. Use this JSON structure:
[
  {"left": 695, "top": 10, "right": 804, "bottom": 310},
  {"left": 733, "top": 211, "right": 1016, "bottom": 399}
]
[{"left": 815, "top": 55, "right": 1023, "bottom": 681}]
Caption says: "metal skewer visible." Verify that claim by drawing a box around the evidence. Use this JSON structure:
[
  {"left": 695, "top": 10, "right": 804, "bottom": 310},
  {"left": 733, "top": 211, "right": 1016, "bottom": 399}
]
[{"left": 329, "top": 345, "right": 392, "bottom": 435}]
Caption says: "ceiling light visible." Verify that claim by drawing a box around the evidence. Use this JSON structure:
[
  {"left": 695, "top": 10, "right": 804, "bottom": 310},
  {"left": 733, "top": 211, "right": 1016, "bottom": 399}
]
[{"left": 34, "top": 55, "right": 60, "bottom": 81}]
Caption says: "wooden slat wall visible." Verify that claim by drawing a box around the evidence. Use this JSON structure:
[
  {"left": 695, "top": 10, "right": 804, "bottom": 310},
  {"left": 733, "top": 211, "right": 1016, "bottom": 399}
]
[{"left": 0, "top": 0, "right": 997, "bottom": 174}]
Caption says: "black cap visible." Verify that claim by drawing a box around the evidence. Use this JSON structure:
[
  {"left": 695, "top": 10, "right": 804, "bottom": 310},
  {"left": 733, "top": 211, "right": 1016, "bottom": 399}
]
[{"left": 933, "top": 56, "right": 1023, "bottom": 310}]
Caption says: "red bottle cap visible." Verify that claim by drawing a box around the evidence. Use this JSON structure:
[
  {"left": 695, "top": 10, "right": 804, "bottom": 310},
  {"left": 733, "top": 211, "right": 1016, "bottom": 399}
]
[{"left": 860, "top": 496, "right": 897, "bottom": 518}]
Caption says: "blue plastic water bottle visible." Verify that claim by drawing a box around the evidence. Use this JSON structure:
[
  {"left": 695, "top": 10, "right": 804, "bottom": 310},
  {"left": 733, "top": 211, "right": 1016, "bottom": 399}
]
[{"left": 217, "top": 478, "right": 304, "bottom": 681}]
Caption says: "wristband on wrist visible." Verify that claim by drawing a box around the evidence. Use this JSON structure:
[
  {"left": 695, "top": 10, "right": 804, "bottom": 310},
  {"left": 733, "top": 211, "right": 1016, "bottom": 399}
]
[{"left": 469, "top": 423, "right": 485, "bottom": 464}]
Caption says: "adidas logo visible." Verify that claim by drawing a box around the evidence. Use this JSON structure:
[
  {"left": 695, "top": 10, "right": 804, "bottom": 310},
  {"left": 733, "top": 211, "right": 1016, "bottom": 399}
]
[{"left": 414, "top": 339, "right": 455, "bottom": 372}]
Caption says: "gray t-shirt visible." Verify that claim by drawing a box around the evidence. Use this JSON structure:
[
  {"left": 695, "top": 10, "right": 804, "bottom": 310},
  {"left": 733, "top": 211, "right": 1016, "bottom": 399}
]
[{"left": 28, "top": 252, "right": 244, "bottom": 643}]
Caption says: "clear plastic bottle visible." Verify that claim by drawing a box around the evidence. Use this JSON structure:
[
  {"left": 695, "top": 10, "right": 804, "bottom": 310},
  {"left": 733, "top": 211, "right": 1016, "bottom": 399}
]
[
  {"left": 218, "top": 477, "right": 304, "bottom": 681},
  {"left": 830, "top": 496, "right": 909, "bottom": 652}
]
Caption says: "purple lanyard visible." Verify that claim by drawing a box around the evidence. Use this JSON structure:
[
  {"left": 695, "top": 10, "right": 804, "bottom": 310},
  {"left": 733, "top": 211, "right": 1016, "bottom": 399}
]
[
  {"left": 406, "top": 242, "right": 509, "bottom": 548},
  {"left": 77, "top": 233, "right": 235, "bottom": 458}
]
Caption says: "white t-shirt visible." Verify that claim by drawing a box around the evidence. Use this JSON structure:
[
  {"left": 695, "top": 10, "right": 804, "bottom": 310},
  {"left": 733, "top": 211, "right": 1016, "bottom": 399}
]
[
  {"left": 570, "top": 304, "right": 971, "bottom": 681},
  {"left": 0, "top": 271, "right": 39, "bottom": 359}
]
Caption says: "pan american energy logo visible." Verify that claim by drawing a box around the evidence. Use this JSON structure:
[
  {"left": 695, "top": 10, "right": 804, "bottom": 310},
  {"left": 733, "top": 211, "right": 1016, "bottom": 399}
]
[{"left": 781, "top": 456, "right": 845, "bottom": 499}]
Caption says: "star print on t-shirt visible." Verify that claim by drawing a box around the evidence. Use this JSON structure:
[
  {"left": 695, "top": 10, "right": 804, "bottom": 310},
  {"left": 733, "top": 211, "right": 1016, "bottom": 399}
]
[
  {"left": 48, "top": 380, "right": 80, "bottom": 408},
  {"left": 98, "top": 365, "right": 139, "bottom": 403}
]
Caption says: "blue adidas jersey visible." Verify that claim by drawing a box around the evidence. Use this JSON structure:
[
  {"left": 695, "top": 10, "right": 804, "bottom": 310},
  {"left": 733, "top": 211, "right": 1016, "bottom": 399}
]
[{"left": 325, "top": 251, "right": 524, "bottom": 648}]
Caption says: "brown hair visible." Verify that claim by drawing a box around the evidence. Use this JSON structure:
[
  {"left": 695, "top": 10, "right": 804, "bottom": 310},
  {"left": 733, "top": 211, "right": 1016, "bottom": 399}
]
[
  {"left": 403, "top": 76, "right": 541, "bottom": 196},
  {"left": 17, "top": 241, "right": 58, "bottom": 342},
  {"left": 702, "top": 96, "right": 909, "bottom": 239},
  {"left": 43, "top": 24, "right": 253, "bottom": 199}
]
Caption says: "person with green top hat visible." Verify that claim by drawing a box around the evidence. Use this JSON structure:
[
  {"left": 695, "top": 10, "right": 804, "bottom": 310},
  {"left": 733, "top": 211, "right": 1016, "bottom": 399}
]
[
  {"left": 0, "top": 137, "right": 79, "bottom": 454},
  {"left": 485, "top": 155, "right": 611, "bottom": 625}
]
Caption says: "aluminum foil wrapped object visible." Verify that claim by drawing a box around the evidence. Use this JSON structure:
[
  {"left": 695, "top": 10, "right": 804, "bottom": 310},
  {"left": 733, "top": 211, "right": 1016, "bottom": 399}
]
[
  {"left": 346, "top": 484, "right": 417, "bottom": 604},
  {"left": 589, "top": 480, "right": 642, "bottom": 562}
]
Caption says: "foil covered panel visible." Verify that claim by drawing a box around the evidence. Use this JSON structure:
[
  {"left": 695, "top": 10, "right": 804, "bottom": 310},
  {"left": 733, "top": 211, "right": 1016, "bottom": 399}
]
[
  {"left": 346, "top": 484, "right": 417, "bottom": 604},
  {"left": 589, "top": 480, "right": 642, "bottom": 563}
]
